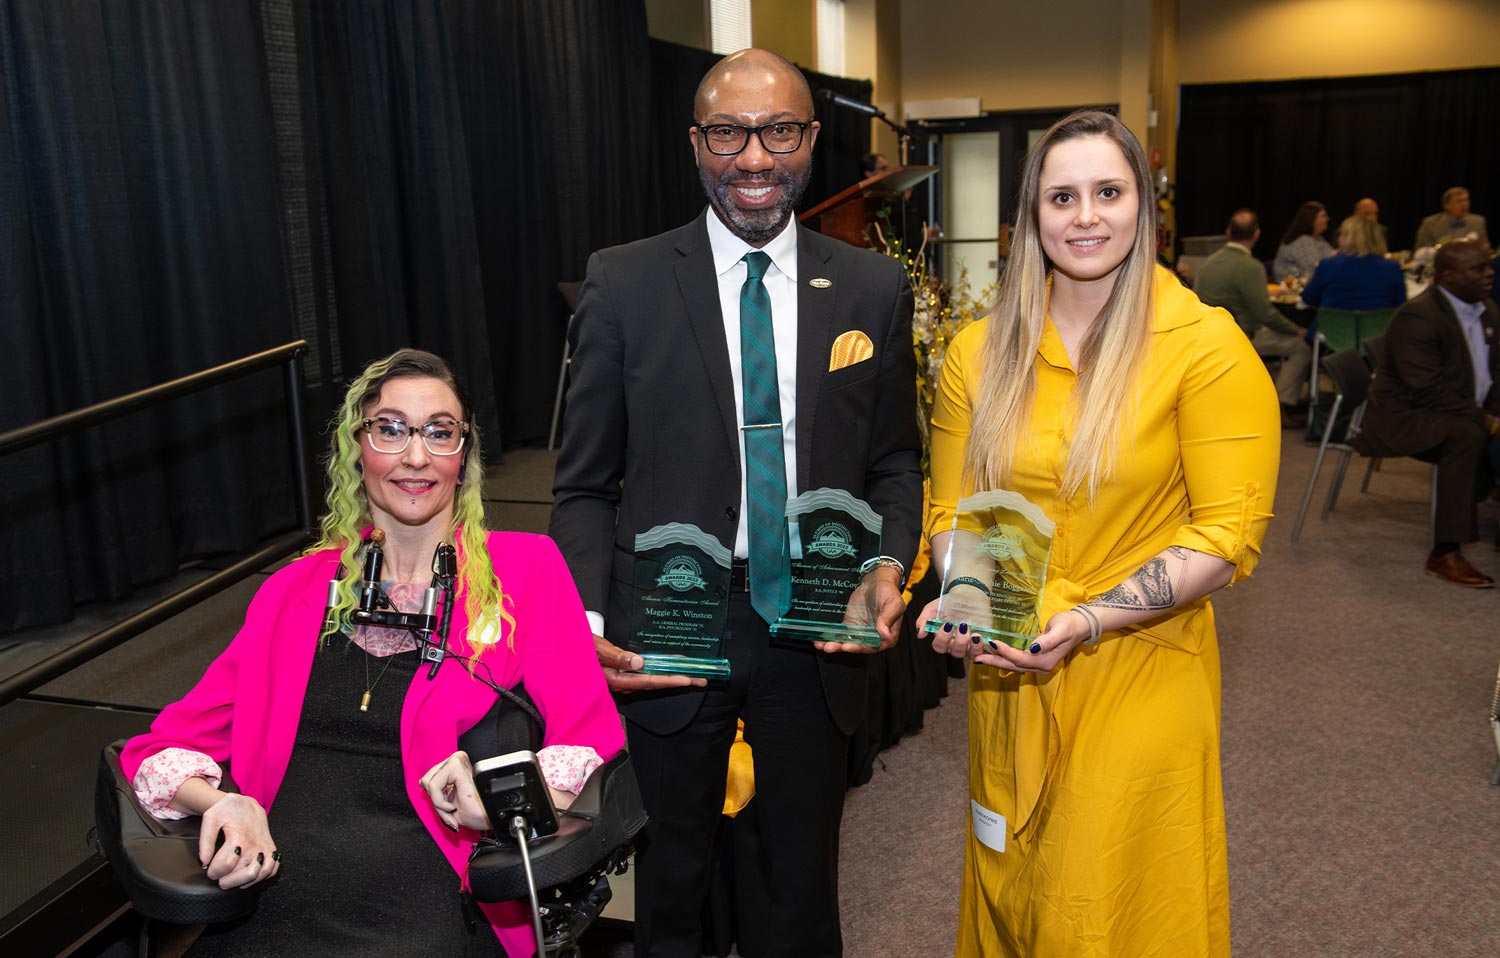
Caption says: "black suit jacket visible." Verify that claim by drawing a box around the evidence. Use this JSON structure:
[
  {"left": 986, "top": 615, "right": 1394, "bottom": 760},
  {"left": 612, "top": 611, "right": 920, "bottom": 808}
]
[
  {"left": 1360, "top": 286, "right": 1500, "bottom": 455},
  {"left": 548, "top": 211, "right": 923, "bottom": 735}
]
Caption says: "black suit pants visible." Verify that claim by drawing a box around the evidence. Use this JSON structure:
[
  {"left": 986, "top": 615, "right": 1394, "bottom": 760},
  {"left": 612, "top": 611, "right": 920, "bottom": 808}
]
[
  {"left": 1359, "top": 412, "right": 1494, "bottom": 542},
  {"left": 628, "top": 591, "right": 851, "bottom": 958}
]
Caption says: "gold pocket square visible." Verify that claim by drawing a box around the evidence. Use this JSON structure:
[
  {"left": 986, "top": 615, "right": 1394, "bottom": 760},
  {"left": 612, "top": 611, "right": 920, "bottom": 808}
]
[{"left": 829, "top": 329, "right": 875, "bottom": 371}]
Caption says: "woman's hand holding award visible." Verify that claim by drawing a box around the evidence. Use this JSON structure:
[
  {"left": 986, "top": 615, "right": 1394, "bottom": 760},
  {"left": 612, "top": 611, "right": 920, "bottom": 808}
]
[{"left": 924, "top": 490, "right": 1055, "bottom": 650}]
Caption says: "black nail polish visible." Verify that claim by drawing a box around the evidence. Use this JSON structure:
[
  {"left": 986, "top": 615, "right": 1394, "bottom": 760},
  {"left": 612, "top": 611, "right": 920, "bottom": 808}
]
[
  {"left": 971, "top": 635, "right": 980, "bottom": 644},
  {"left": 942, "top": 622, "right": 952, "bottom": 633},
  {"left": 1030, "top": 643, "right": 1042, "bottom": 654},
  {"left": 272, "top": 850, "right": 282, "bottom": 862},
  {"left": 257, "top": 852, "right": 265, "bottom": 865},
  {"left": 233, "top": 846, "right": 241, "bottom": 857},
  {"left": 958, "top": 622, "right": 968, "bottom": 635}
]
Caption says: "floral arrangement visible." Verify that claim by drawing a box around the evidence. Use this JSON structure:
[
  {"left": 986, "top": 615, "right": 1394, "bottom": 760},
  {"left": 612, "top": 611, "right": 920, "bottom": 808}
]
[
  {"left": 870, "top": 223, "right": 998, "bottom": 592},
  {"left": 871, "top": 223, "right": 999, "bottom": 469}
]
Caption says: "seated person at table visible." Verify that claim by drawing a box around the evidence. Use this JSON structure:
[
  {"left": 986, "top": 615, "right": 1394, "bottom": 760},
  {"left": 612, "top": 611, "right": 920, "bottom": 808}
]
[
  {"left": 121, "top": 348, "right": 624, "bottom": 956},
  {"left": 1300, "top": 216, "right": 1407, "bottom": 312},
  {"left": 1415, "top": 186, "right": 1489, "bottom": 249},
  {"left": 1272, "top": 200, "right": 1334, "bottom": 281},
  {"left": 1195, "top": 208, "right": 1311, "bottom": 425},
  {"left": 1354, "top": 241, "right": 1500, "bottom": 588},
  {"left": 1352, "top": 197, "right": 1390, "bottom": 248}
]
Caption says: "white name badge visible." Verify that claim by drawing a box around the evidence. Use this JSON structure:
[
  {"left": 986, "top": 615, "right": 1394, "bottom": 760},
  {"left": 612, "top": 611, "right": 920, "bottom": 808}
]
[{"left": 971, "top": 799, "right": 1007, "bottom": 853}]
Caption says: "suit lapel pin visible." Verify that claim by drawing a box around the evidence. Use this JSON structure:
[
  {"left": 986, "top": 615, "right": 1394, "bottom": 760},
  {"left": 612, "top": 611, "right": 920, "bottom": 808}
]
[{"left": 810, "top": 277, "right": 832, "bottom": 289}]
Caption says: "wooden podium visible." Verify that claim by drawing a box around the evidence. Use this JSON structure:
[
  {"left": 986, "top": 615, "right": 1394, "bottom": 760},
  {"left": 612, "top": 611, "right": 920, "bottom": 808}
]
[{"left": 798, "top": 165, "right": 939, "bottom": 249}]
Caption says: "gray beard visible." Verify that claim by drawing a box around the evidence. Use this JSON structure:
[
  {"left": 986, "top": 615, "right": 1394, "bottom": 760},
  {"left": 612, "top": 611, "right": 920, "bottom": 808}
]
[{"left": 700, "top": 167, "right": 809, "bottom": 245}]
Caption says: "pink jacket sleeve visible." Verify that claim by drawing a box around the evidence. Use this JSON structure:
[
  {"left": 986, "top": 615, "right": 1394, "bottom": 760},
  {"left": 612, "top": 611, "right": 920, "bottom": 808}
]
[
  {"left": 118, "top": 564, "right": 296, "bottom": 785},
  {"left": 505, "top": 534, "right": 624, "bottom": 764}
]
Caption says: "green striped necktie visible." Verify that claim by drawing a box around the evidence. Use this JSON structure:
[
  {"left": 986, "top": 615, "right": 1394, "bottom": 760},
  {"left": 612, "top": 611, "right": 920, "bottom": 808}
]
[{"left": 739, "top": 250, "right": 788, "bottom": 624}]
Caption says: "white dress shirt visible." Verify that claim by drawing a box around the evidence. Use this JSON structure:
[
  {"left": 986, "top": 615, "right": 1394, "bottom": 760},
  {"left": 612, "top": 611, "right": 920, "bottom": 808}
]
[
  {"left": 1438, "top": 285, "right": 1493, "bottom": 402},
  {"left": 704, "top": 210, "right": 802, "bottom": 558},
  {"left": 584, "top": 212, "right": 803, "bottom": 637}
]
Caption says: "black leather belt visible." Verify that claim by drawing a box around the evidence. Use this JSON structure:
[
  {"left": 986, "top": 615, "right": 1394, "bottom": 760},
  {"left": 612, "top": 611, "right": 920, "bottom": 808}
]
[{"left": 729, "top": 559, "right": 750, "bottom": 592}]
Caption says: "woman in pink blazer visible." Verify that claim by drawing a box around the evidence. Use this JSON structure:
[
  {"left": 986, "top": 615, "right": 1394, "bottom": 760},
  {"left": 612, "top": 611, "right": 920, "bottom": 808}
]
[{"left": 121, "top": 349, "right": 622, "bottom": 957}]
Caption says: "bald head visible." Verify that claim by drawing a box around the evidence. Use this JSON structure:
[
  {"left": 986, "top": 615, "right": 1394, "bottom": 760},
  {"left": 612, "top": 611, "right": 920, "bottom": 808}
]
[
  {"left": 694, "top": 49, "right": 814, "bottom": 121},
  {"left": 1433, "top": 238, "right": 1486, "bottom": 274},
  {"left": 689, "top": 48, "right": 821, "bottom": 246},
  {"left": 1434, "top": 239, "right": 1494, "bottom": 303},
  {"left": 1226, "top": 209, "right": 1259, "bottom": 244},
  {"left": 1355, "top": 197, "right": 1379, "bottom": 221}
]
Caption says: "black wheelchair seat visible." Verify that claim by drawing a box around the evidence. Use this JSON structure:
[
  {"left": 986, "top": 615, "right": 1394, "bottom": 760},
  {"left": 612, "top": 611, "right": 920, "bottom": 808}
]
[{"left": 93, "top": 740, "right": 264, "bottom": 925}]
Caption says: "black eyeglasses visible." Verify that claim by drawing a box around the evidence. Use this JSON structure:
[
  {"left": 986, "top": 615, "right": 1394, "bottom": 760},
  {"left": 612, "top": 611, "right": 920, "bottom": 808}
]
[{"left": 695, "top": 121, "right": 812, "bottom": 156}]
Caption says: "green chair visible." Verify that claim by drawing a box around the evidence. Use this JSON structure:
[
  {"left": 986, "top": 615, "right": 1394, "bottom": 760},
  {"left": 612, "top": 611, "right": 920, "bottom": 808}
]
[{"left": 1309, "top": 307, "right": 1398, "bottom": 400}]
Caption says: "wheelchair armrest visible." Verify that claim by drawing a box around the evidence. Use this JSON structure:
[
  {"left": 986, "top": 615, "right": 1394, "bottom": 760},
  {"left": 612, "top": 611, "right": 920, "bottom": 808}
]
[
  {"left": 94, "top": 740, "right": 265, "bottom": 925},
  {"left": 467, "top": 750, "right": 648, "bottom": 902}
]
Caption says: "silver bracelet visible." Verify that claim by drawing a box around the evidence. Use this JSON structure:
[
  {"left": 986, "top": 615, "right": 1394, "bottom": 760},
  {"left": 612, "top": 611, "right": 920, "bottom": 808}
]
[
  {"left": 859, "top": 555, "right": 907, "bottom": 585},
  {"left": 1072, "top": 604, "right": 1104, "bottom": 646}
]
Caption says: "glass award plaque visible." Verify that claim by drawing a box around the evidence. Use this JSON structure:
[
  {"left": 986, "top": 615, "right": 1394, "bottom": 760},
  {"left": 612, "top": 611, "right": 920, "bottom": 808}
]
[
  {"left": 629, "top": 523, "right": 732, "bottom": 678},
  {"left": 922, "top": 490, "right": 1055, "bottom": 650},
  {"left": 769, "top": 488, "right": 884, "bottom": 647}
]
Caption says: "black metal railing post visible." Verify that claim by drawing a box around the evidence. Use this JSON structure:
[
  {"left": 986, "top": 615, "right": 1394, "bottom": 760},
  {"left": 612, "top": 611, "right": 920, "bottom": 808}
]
[{"left": 0, "top": 341, "right": 313, "bottom": 707}]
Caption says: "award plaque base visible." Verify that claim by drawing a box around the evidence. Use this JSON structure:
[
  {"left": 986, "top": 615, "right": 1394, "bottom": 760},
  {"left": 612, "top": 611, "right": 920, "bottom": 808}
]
[
  {"left": 770, "top": 620, "right": 881, "bottom": 647},
  {"left": 636, "top": 654, "right": 732, "bottom": 678},
  {"left": 921, "top": 618, "right": 1033, "bottom": 651}
]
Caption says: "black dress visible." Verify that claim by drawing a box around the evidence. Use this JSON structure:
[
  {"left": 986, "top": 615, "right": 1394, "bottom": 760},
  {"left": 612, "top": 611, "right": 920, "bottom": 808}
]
[{"left": 188, "top": 642, "right": 503, "bottom": 956}]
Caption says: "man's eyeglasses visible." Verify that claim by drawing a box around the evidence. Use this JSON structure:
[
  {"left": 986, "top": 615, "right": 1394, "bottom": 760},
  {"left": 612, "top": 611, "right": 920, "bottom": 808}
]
[
  {"left": 696, "top": 121, "right": 811, "bottom": 156},
  {"left": 362, "top": 417, "right": 469, "bottom": 456}
]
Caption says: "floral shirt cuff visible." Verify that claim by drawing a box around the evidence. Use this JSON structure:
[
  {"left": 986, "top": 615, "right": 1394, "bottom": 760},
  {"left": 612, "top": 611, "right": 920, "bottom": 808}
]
[
  {"left": 132, "top": 748, "right": 223, "bottom": 820},
  {"left": 536, "top": 745, "right": 603, "bottom": 796}
]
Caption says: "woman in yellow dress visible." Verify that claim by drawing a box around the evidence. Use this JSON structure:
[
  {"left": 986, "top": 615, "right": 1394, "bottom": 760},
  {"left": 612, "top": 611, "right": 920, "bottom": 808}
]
[{"left": 921, "top": 110, "right": 1280, "bottom": 956}]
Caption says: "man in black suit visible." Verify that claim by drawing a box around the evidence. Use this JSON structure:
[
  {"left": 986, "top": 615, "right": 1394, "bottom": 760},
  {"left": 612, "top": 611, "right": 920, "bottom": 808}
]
[
  {"left": 549, "top": 49, "right": 922, "bottom": 957},
  {"left": 1356, "top": 240, "right": 1500, "bottom": 586}
]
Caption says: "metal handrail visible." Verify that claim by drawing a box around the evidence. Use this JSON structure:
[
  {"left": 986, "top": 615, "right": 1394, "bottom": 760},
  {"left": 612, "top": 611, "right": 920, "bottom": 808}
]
[{"left": 0, "top": 340, "right": 313, "bottom": 707}]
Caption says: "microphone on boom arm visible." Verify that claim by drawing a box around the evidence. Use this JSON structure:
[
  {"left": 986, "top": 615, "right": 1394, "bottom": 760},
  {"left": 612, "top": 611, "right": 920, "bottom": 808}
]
[{"left": 818, "top": 88, "right": 885, "bottom": 119}]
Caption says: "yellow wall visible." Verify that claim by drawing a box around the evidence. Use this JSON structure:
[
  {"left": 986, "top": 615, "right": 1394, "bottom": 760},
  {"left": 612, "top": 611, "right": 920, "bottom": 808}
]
[
  {"left": 900, "top": 1, "right": 1125, "bottom": 113},
  {"left": 644, "top": 0, "right": 706, "bottom": 49},
  {"left": 900, "top": 0, "right": 1500, "bottom": 121},
  {"left": 873, "top": 0, "right": 903, "bottom": 158},
  {"left": 1179, "top": 0, "right": 1500, "bottom": 83},
  {"left": 753, "top": 0, "right": 816, "bottom": 67}
]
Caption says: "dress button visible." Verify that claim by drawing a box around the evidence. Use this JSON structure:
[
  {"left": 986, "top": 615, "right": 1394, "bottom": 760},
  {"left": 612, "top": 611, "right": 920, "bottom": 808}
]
[{"left": 725, "top": 506, "right": 738, "bottom": 520}]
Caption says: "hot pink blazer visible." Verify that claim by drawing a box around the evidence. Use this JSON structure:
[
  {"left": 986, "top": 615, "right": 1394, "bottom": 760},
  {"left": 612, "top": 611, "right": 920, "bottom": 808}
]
[{"left": 122, "top": 531, "right": 624, "bottom": 955}]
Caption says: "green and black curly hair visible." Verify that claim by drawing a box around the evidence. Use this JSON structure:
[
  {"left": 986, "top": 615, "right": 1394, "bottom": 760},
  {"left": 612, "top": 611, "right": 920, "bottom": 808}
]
[{"left": 309, "top": 348, "right": 513, "bottom": 652}]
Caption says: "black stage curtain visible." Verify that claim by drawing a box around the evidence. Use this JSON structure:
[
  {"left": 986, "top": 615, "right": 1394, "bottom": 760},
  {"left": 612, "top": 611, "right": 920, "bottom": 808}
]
[
  {"left": 290, "top": 0, "right": 502, "bottom": 448},
  {"left": 0, "top": 1, "right": 295, "bottom": 632},
  {"left": 0, "top": 1, "right": 881, "bottom": 640},
  {"left": 1176, "top": 67, "right": 1500, "bottom": 262}
]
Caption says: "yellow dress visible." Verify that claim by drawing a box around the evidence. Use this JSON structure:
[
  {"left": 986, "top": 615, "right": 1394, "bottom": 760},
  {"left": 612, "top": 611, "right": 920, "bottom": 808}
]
[{"left": 927, "top": 267, "right": 1280, "bottom": 958}]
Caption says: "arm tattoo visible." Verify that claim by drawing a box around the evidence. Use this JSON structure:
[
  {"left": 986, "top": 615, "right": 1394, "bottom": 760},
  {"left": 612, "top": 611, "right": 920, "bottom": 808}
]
[{"left": 1091, "top": 558, "right": 1175, "bottom": 611}]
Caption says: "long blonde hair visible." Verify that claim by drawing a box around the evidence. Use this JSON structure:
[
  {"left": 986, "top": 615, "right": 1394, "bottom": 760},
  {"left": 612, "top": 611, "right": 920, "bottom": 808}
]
[
  {"left": 309, "top": 349, "right": 513, "bottom": 654},
  {"left": 964, "top": 110, "right": 1157, "bottom": 501},
  {"left": 1338, "top": 215, "right": 1388, "bottom": 257}
]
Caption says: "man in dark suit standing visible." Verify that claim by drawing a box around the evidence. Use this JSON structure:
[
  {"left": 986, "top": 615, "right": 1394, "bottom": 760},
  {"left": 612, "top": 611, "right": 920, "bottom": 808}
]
[
  {"left": 1356, "top": 239, "right": 1500, "bottom": 586},
  {"left": 549, "top": 49, "right": 922, "bottom": 957}
]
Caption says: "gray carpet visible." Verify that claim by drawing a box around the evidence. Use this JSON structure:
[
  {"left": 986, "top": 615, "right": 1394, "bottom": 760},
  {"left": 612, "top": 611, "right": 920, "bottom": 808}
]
[
  {"left": 10, "top": 437, "right": 1499, "bottom": 956},
  {"left": 836, "top": 432, "right": 1500, "bottom": 958}
]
